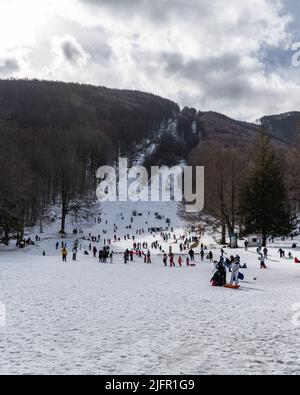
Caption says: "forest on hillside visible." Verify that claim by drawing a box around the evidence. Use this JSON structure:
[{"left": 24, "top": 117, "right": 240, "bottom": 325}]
[
  {"left": 0, "top": 79, "right": 300, "bottom": 246},
  {"left": 0, "top": 79, "right": 179, "bottom": 243}
]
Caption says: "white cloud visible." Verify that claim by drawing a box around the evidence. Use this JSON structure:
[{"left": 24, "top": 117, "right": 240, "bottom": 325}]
[
  {"left": 0, "top": 0, "right": 299, "bottom": 120},
  {"left": 51, "top": 34, "right": 90, "bottom": 67}
]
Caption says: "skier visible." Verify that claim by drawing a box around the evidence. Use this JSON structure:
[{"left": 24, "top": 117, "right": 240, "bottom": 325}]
[{"left": 61, "top": 247, "right": 68, "bottom": 262}]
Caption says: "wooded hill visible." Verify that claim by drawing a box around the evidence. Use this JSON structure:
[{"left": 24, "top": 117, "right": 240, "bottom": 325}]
[
  {"left": 0, "top": 79, "right": 179, "bottom": 242},
  {"left": 0, "top": 79, "right": 299, "bottom": 244}
]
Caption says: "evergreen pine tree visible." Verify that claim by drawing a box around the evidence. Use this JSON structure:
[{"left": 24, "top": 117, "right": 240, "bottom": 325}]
[{"left": 239, "top": 130, "right": 293, "bottom": 246}]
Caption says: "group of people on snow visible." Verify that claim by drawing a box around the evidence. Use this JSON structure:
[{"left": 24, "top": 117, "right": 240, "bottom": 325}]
[{"left": 211, "top": 255, "right": 241, "bottom": 287}]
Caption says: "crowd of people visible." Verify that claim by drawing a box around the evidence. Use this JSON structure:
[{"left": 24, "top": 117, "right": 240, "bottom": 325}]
[
  {"left": 19, "top": 208, "right": 300, "bottom": 292},
  {"left": 52, "top": 211, "right": 217, "bottom": 271}
]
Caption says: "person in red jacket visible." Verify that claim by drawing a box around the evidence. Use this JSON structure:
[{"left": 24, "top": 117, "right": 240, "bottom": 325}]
[
  {"left": 186, "top": 256, "right": 190, "bottom": 266},
  {"left": 169, "top": 253, "right": 175, "bottom": 267},
  {"left": 178, "top": 256, "right": 183, "bottom": 267}
]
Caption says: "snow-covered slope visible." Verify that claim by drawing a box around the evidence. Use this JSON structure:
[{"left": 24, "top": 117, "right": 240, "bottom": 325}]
[{"left": 0, "top": 199, "right": 300, "bottom": 375}]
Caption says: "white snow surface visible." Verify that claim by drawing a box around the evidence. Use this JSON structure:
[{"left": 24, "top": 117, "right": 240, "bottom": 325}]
[{"left": 0, "top": 200, "right": 300, "bottom": 375}]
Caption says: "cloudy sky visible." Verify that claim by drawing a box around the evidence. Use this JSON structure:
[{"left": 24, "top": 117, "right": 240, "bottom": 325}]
[{"left": 0, "top": 0, "right": 300, "bottom": 120}]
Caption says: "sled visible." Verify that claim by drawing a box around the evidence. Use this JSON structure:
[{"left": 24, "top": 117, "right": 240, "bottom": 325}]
[{"left": 224, "top": 284, "right": 240, "bottom": 290}]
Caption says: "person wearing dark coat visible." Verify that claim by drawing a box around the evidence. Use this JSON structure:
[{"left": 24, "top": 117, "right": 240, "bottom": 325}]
[{"left": 189, "top": 248, "right": 195, "bottom": 262}]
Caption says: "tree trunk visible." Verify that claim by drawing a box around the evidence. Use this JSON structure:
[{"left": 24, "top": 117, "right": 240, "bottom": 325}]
[
  {"left": 4, "top": 225, "right": 9, "bottom": 246},
  {"left": 16, "top": 219, "right": 24, "bottom": 244},
  {"left": 61, "top": 192, "right": 68, "bottom": 234},
  {"left": 39, "top": 218, "right": 44, "bottom": 234},
  {"left": 221, "top": 218, "right": 226, "bottom": 245},
  {"left": 61, "top": 207, "right": 66, "bottom": 234},
  {"left": 220, "top": 175, "right": 226, "bottom": 245}
]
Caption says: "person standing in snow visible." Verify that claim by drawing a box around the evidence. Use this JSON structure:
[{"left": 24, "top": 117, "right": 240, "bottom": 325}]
[
  {"left": 93, "top": 246, "right": 97, "bottom": 258},
  {"left": 244, "top": 241, "right": 249, "bottom": 251},
  {"left": 278, "top": 248, "right": 285, "bottom": 259},
  {"left": 263, "top": 247, "right": 268, "bottom": 260},
  {"left": 186, "top": 256, "right": 190, "bottom": 267},
  {"left": 178, "top": 256, "right": 183, "bottom": 267},
  {"left": 169, "top": 253, "right": 175, "bottom": 267},
  {"left": 110, "top": 251, "right": 114, "bottom": 264},
  {"left": 189, "top": 248, "right": 195, "bottom": 262},
  {"left": 147, "top": 250, "right": 151, "bottom": 264},
  {"left": 61, "top": 247, "right": 68, "bottom": 262},
  {"left": 200, "top": 249, "right": 204, "bottom": 262},
  {"left": 259, "top": 253, "right": 267, "bottom": 269},
  {"left": 163, "top": 253, "right": 168, "bottom": 267},
  {"left": 72, "top": 246, "right": 77, "bottom": 262},
  {"left": 230, "top": 258, "right": 240, "bottom": 286},
  {"left": 217, "top": 259, "right": 227, "bottom": 286}
]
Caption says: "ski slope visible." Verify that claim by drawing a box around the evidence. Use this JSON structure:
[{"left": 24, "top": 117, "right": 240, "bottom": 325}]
[{"left": 0, "top": 200, "right": 300, "bottom": 375}]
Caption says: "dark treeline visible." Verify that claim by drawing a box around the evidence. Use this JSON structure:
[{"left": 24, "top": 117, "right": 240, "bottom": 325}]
[
  {"left": 1, "top": 79, "right": 299, "bottom": 247},
  {"left": 189, "top": 129, "right": 297, "bottom": 246},
  {"left": 0, "top": 79, "right": 179, "bottom": 244}
]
